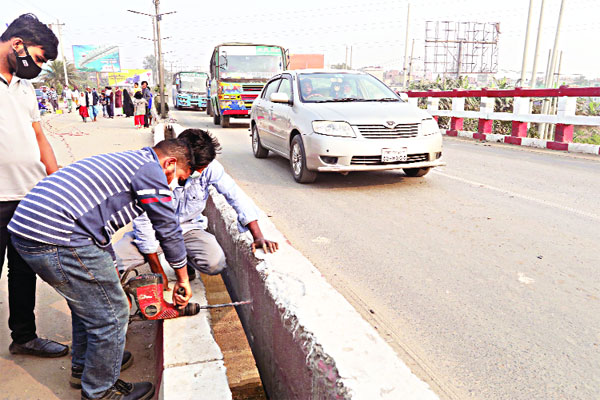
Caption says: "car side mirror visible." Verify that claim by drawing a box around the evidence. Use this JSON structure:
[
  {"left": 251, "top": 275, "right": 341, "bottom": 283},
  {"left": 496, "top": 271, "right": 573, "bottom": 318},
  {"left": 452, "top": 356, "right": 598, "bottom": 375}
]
[
  {"left": 270, "top": 92, "right": 292, "bottom": 105},
  {"left": 398, "top": 92, "right": 409, "bottom": 102}
]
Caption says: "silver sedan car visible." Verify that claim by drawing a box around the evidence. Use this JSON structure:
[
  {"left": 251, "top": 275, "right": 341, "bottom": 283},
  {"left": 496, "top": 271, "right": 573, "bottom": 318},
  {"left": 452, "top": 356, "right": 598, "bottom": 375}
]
[{"left": 250, "top": 70, "right": 444, "bottom": 183}]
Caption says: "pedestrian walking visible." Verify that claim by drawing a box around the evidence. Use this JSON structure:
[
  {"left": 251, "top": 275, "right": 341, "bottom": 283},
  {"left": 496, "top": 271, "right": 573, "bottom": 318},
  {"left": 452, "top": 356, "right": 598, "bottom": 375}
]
[
  {"left": 132, "top": 91, "right": 147, "bottom": 129},
  {"left": 92, "top": 87, "right": 102, "bottom": 118},
  {"left": 49, "top": 86, "right": 58, "bottom": 112},
  {"left": 72, "top": 85, "right": 80, "bottom": 106},
  {"left": 114, "top": 87, "right": 122, "bottom": 115},
  {"left": 105, "top": 86, "right": 114, "bottom": 118},
  {"left": 0, "top": 13, "right": 68, "bottom": 360},
  {"left": 100, "top": 89, "right": 108, "bottom": 117},
  {"left": 122, "top": 88, "right": 134, "bottom": 117},
  {"left": 141, "top": 80, "right": 152, "bottom": 127},
  {"left": 63, "top": 85, "right": 73, "bottom": 112},
  {"left": 133, "top": 82, "right": 141, "bottom": 96},
  {"left": 9, "top": 138, "right": 194, "bottom": 400},
  {"left": 85, "top": 87, "right": 98, "bottom": 122}
]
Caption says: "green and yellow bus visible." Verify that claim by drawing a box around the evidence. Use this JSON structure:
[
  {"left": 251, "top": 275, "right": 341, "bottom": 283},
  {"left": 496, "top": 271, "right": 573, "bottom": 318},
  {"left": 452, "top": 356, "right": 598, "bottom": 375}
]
[{"left": 208, "top": 42, "right": 287, "bottom": 128}]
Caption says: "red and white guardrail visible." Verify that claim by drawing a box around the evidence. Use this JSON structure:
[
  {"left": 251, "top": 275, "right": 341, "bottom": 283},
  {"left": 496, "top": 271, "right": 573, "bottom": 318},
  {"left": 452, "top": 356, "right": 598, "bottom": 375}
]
[{"left": 406, "top": 86, "right": 600, "bottom": 155}]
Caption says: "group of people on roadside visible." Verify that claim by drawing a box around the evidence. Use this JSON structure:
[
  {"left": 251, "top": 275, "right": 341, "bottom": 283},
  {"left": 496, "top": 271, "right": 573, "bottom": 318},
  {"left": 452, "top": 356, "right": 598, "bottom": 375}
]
[
  {"left": 1, "top": 13, "right": 278, "bottom": 400},
  {"left": 44, "top": 80, "right": 154, "bottom": 129}
]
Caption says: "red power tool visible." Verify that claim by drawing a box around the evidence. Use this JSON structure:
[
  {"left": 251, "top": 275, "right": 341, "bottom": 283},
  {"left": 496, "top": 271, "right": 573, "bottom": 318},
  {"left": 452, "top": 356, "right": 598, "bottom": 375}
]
[{"left": 123, "top": 273, "right": 200, "bottom": 321}]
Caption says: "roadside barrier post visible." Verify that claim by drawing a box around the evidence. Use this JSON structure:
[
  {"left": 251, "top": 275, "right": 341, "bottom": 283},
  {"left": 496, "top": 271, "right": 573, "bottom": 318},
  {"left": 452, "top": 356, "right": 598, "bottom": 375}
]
[
  {"left": 475, "top": 96, "right": 494, "bottom": 140},
  {"left": 427, "top": 96, "right": 440, "bottom": 123},
  {"left": 448, "top": 97, "right": 464, "bottom": 136}
]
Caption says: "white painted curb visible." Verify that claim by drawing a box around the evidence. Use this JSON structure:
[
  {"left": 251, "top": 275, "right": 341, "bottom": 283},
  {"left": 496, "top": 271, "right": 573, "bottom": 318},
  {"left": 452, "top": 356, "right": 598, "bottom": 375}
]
[
  {"left": 206, "top": 187, "right": 438, "bottom": 399},
  {"left": 159, "top": 268, "right": 232, "bottom": 400},
  {"left": 443, "top": 129, "right": 600, "bottom": 155}
]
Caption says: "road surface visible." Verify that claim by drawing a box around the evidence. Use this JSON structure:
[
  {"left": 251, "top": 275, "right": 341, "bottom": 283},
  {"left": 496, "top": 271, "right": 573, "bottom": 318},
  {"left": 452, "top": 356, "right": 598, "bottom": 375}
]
[{"left": 173, "top": 110, "right": 600, "bottom": 400}]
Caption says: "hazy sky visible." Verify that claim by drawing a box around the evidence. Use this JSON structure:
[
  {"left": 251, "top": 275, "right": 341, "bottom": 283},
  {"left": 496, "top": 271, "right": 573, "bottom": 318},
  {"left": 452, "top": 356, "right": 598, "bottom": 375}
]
[{"left": 4, "top": 0, "right": 600, "bottom": 78}]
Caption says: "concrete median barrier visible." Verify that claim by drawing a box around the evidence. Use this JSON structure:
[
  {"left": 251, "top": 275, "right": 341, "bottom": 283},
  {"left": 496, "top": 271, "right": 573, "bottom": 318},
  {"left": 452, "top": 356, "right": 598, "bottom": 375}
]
[{"left": 205, "top": 187, "right": 438, "bottom": 399}]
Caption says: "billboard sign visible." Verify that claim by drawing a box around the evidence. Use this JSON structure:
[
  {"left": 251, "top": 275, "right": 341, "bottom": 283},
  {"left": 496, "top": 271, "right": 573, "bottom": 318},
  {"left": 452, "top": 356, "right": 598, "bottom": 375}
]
[
  {"left": 73, "top": 45, "right": 121, "bottom": 72},
  {"left": 108, "top": 69, "right": 153, "bottom": 86}
]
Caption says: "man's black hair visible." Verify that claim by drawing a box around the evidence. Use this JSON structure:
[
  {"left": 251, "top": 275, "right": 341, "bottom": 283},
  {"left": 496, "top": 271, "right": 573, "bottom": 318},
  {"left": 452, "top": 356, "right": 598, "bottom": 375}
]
[
  {"left": 1, "top": 14, "right": 58, "bottom": 61},
  {"left": 153, "top": 139, "right": 193, "bottom": 170},
  {"left": 178, "top": 129, "right": 221, "bottom": 169}
]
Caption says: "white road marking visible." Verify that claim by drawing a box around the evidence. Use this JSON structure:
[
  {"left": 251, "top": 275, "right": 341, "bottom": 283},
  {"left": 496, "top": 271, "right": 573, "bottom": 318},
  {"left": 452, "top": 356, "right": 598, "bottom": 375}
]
[
  {"left": 311, "top": 236, "right": 331, "bottom": 244},
  {"left": 432, "top": 170, "right": 600, "bottom": 222},
  {"left": 518, "top": 273, "right": 535, "bottom": 285}
]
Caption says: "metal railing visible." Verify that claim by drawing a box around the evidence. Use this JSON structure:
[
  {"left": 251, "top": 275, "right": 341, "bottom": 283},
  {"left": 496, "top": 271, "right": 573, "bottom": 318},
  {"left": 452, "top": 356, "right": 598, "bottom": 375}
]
[{"left": 405, "top": 86, "right": 600, "bottom": 146}]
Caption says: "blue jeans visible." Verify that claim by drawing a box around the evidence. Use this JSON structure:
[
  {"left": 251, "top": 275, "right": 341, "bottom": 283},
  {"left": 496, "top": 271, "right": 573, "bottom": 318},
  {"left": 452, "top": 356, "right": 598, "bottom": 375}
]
[
  {"left": 11, "top": 236, "right": 128, "bottom": 398},
  {"left": 88, "top": 105, "right": 98, "bottom": 119}
]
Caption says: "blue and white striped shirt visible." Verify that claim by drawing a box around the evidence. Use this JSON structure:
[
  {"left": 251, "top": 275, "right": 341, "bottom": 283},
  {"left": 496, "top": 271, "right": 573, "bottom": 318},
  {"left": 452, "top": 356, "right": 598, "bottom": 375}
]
[{"left": 8, "top": 147, "right": 187, "bottom": 269}]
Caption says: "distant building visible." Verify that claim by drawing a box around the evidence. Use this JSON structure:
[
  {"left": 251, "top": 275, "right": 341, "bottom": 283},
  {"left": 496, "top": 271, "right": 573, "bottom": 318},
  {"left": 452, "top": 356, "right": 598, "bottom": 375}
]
[
  {"left": 289, "top": 54, "right": 324, "bottom": 70},
  {"left": 360, "top": 66, "right": 384, "bottom": 81}
]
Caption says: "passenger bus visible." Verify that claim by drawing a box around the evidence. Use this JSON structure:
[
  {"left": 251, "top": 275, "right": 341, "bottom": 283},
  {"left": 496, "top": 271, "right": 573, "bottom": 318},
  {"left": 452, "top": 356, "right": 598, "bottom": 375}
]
[
  {"left": 208, "top": 42, "right": 287, "bottom": 127},
  {"left": 172, "top": 71, "right": 209, "bottom": 110}
]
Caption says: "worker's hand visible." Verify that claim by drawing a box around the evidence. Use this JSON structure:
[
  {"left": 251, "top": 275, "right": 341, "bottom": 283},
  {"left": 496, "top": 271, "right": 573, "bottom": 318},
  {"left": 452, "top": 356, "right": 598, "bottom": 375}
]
[
  {"left": 252, "top": 237, "right": 279, "bottom": 254},
  {"left": 172, "top": 279, "right": 192, "bottom": 309},
  {"left": 162, "top": 272, "right": 170, "bottom": 291}
]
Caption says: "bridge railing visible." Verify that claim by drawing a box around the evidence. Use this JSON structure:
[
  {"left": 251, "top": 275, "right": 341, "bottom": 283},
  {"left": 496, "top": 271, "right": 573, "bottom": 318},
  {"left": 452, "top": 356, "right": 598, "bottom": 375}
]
[{"left": 405, "top": 86, "right": 600, "bottom": 150}]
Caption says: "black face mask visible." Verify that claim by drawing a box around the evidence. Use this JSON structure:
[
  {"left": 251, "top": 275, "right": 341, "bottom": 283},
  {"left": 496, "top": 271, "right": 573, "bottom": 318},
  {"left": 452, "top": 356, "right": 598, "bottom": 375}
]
[{"left": 13, "top": 44, "right": 42, "bottom": 80}]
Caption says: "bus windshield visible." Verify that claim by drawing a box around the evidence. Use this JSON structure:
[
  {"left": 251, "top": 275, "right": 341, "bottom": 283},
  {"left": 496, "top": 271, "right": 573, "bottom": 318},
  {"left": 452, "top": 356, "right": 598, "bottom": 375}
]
[
  {"left": 218, "top": 46, "right": 284, "bottom": 80},
  {"left": 179, "top": 73, "right": 207, "bottom": 93}
]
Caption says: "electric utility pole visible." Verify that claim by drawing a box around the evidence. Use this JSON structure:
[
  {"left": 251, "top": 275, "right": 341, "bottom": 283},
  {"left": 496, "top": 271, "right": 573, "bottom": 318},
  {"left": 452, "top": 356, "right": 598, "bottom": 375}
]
[
  {"left": 49, "top": 20, "right": 69, "bottom": 87},
  {"left": 128, "top": 3, "right": 176, "bottom": 119},
  {"left": 530, "top": 0, "right": 546, "bottom": 88},
  {"left": 520, "top": 0, "right": 534, "bottom": 86},
  {"left": 401, "top": 3, "right": 411, "bottom": 90}
]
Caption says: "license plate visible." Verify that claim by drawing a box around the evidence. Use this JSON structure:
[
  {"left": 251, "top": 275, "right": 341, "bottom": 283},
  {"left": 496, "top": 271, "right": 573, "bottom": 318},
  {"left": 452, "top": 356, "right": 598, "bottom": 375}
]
[{"left": 381, "top": 148, "right": 408, "bottom": 162}]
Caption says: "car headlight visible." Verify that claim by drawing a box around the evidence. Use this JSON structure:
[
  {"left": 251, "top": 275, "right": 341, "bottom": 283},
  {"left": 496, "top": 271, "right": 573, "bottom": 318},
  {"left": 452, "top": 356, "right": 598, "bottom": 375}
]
[
  {"left": 420, "top": 118, "right": 440, "bottom": 136},
  {"left": 312, "top": 121, "right": 356, "bottom": 138}
]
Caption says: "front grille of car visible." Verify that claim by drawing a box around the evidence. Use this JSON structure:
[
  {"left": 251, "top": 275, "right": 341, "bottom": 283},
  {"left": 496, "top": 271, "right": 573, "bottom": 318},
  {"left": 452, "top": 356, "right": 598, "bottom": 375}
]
[
  {"left": 357, "top": 123, "right": 419, "bottom": 139},
  {"left": 351, "top": 153, "right": 429, "bottom": 165}
]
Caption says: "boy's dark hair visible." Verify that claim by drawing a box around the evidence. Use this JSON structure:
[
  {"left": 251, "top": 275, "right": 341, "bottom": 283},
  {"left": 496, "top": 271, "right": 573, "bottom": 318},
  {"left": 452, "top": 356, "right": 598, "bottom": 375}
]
[
  {"left": 178, "top": 128, "right": 221, "bottom": 169},
  {"left": 153, "top": 139, "right": 193, "bottom": 170},
  {"left": 1, "top": 14, "right": 58, "bottom": 61},
  {"left": 134, "top": 91, "right": 143, "bottom": 99}
]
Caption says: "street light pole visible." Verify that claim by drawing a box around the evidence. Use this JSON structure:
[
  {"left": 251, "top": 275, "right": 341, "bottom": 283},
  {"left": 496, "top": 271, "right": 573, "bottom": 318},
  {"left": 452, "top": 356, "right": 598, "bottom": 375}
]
[
  {"left": 530, "top": 0, "right": 546, "bottom": 88},
  {"left": 519, "top": 0, "right": 534, "bottom": 86},
  {"left": 154, "top": 0, "right": 166, "bottom": 119},
  {"left": 128, "top": 5, "right": 175, "bottom": 120},
  {"left": 50, "top": 20, "right": 69, "bottom": 88},
  {"left": 401, "top": 3, "right": 411, "bottom": 90}
]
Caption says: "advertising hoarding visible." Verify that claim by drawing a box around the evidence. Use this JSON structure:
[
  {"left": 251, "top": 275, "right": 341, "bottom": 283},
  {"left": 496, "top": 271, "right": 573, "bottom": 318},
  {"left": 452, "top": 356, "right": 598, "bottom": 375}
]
[
  {"left": 73, "top": 45, "right": 121, "bottom": 72},
  {"left": 108, "top": 69, "right": 153, "bottom": 86}
]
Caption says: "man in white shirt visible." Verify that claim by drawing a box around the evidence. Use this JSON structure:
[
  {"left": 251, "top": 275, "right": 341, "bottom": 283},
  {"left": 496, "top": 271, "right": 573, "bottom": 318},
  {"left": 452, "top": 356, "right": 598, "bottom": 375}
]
[
  {"left": 63, "top": 86, "right": 73, "bottom": 112},
  {"left": 0, "top": 13, "right": 68, "bottom": 358}
]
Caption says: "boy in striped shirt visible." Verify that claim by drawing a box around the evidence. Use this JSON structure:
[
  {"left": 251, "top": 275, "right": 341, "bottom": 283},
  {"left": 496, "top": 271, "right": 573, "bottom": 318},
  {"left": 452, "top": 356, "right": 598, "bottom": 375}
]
[{"left": 8, "top": 137, "right": 196, "bottom": 400}]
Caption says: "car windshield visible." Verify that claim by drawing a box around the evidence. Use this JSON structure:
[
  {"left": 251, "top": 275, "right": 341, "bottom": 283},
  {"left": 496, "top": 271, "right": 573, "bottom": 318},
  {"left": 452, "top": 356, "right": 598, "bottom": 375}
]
[
  {"left": 298, "top": 73, "right": 401, "bottom": 103},
  {"left": 179, "top": 73, "right": 207, "bottom": 92}
]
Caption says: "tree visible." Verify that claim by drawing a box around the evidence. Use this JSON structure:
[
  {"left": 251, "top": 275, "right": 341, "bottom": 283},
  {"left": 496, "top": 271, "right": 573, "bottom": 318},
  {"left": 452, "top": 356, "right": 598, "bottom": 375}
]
[
  {"left": 143, "top": 54, "right": 157, "bottom": 78},
  {"left": 330, "top": 63, "right": 349, "bottom": 70},
  {"left": 40, "top": 60, "right": 83, "bottom": 90}
]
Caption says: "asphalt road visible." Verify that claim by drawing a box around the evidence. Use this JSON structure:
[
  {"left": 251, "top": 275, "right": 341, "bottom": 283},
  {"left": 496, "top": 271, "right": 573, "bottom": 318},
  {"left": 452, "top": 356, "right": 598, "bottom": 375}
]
[{"left": 172, "top": 110, "right": 600, "bottom": 400}]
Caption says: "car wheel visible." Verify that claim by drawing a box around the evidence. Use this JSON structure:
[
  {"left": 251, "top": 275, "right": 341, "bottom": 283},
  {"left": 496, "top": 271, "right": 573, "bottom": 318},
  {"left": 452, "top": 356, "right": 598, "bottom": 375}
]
[
  {"left": 403, "top": 167, "right": 431, "bottom": 177},
  {"left": 252, "top": 125, "right": 269, "bottom": 158},
  {"left": 222, "top": 116, "right": 230, "bottom": 128},
  {"left": 290, "top": 135, "right": 317, "bottom": 183},
  {"left": 213, "top": 108, "right": 221, "bottom": 125}
]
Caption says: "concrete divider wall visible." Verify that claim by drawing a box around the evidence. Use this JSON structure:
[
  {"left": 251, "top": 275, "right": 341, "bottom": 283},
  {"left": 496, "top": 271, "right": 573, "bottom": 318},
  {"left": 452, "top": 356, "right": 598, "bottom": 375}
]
[{"left": 205, "top": 187, "right": 439, "bottom": 400}]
